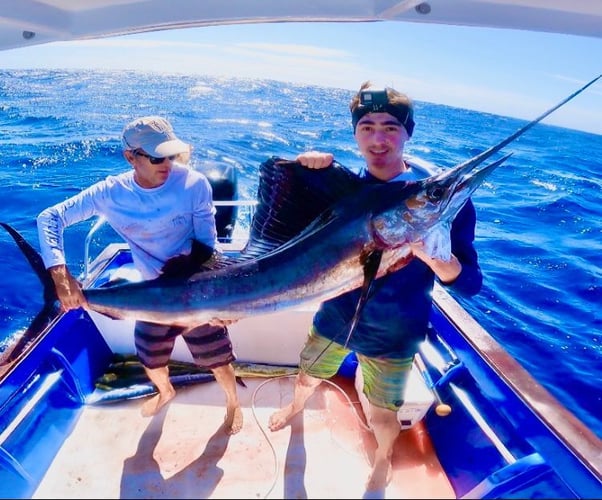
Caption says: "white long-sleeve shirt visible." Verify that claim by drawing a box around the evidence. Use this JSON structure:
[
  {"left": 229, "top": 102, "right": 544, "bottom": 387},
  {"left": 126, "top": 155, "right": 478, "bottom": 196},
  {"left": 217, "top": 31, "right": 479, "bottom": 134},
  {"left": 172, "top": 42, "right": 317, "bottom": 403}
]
[{"left": 37, "top": 164, "right": 217, "bottom": 280}]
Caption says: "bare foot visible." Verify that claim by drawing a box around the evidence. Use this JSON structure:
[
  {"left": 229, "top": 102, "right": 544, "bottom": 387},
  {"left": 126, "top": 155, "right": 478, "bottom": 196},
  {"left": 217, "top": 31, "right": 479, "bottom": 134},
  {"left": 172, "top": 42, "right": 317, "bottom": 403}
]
[
  {"left": 140, "top": 389, "right": 176, "bottom": 417},
  {"left": 268, "top": 403, "right": 300, "bottom": 431},
  {"left": 224, "top": 405, "right": 243, "bottom": 435},
  {"left": 365, "top": 459, "right": 392, "bottom": 492}
]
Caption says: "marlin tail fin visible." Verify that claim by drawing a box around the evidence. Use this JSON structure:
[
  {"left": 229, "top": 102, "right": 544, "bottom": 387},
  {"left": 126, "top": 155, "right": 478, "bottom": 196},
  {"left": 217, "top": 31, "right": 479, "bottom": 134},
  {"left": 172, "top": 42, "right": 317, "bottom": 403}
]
[{"left": 1, "top": 222, "right": 60, "bottom": 367}]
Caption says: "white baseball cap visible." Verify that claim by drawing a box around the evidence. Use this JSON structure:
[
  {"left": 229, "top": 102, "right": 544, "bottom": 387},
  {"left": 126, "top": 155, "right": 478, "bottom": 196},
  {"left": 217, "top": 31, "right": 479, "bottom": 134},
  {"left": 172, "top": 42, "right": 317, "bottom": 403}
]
[{"left": 121, "top": 116, "right": 189, "bottom": 157}]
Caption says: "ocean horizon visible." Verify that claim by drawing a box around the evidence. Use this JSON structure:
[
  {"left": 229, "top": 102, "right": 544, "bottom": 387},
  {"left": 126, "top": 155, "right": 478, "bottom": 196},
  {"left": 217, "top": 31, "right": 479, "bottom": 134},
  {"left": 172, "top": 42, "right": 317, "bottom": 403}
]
[{"left": 0, "top": 69, "right": 600, "bottom": 437}]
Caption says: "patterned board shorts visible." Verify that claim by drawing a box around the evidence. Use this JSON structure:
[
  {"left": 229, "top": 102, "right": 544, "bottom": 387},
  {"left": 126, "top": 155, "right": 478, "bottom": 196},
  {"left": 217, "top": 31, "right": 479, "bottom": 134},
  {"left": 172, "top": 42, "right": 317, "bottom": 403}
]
[
  {"left": 134, "top": 321, "right": 236, "bottom": 370},
  {"left": 301, "top": 327, "right": 413, "bottom": 411}
]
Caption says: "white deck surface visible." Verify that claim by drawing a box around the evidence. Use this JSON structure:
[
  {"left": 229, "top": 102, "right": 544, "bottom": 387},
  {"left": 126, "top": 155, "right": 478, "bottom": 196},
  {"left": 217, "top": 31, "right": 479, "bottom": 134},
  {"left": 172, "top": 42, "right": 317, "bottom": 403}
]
[{"left": 34, "top": 376, "right": 454, "bottom": 499}]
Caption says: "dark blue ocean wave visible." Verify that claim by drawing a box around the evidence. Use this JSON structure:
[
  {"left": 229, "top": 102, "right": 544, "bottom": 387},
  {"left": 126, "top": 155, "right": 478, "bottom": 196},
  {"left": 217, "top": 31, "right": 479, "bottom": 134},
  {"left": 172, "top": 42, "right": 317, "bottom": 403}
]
[{"left": 0, "top": 69, "right": 600, "bottom": 437}]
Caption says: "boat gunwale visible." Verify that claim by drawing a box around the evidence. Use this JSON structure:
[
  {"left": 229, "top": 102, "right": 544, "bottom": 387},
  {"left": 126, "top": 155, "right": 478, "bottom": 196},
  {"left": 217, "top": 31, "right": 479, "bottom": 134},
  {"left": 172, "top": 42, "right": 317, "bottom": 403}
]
[{"left": 432, "top": 283, "right": 602, "bottom": 481}]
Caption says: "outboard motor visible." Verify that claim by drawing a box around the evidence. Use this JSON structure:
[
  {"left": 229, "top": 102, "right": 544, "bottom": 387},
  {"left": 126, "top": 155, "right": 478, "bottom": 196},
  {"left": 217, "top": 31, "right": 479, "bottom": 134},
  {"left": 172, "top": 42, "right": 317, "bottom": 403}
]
[{"left": 196, "top": 161, "right": 238, "bottom": 242}]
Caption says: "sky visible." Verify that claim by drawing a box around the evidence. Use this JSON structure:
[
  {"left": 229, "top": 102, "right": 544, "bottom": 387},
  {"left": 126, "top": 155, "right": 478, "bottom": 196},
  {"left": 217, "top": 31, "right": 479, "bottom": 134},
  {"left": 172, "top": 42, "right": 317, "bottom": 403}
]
[{"left": 1, "top": 21, "right": 601, "bottom": 135}]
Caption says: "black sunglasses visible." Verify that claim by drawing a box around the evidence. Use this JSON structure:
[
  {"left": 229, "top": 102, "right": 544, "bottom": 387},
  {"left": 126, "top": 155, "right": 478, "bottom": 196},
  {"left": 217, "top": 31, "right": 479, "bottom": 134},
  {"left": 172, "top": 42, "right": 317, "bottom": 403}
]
[{"left": 133, "top": 150, "right": 176, "bottom": 165}]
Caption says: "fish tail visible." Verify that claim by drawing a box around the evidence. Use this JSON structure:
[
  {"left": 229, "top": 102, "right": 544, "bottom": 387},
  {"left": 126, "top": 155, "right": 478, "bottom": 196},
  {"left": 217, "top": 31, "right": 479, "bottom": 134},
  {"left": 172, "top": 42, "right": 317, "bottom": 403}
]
[{"left": 0, "top": 222, "right": 60, "bottom": 366}]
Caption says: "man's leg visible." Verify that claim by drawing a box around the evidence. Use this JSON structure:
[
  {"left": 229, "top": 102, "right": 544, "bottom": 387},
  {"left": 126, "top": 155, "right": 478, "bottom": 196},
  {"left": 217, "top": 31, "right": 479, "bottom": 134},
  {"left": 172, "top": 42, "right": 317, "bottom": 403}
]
[
  {"left": 141, "top": 365, "right": 177, "bottom": 417},
  {"left": 358, "top": 354, "right": 413, "bottom": 491},
  {"left": 269, "top": 328, "right": 346, "bottom": 431},
  {"left": 268, "top": 370, "right": 322, "bottom": 431},
  {"left": 135, "top": 321, "right": 179, "bottom": 417},
  {"left": 211, "top": 363, "right": 243, "bottom": 434},
  {"left": 183, "top": 324, "right": 243, "bottom": 434},
  {"left": 365, "top": 404, "right": 400, "bottom": 491}
]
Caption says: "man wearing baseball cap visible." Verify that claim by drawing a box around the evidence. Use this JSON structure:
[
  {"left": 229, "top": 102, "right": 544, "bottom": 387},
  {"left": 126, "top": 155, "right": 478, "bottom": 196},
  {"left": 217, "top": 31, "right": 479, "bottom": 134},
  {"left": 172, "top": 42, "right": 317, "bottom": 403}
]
[{"left": 37, "top": 115, "right": 243, "bottom": 434}]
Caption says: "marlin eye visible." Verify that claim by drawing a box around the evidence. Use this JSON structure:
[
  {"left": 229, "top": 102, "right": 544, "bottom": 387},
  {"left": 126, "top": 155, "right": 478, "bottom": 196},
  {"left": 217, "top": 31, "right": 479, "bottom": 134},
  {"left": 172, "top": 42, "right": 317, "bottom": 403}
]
[{"left": 428, "top": 186, "right": 445, "bottom": 202}]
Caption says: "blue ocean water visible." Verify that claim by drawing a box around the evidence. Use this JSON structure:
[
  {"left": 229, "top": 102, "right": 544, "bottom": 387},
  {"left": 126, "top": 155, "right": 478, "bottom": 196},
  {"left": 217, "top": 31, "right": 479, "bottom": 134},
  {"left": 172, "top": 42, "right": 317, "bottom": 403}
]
[{"left": 0, "top": 69, "right": 600, "bottom": 437}]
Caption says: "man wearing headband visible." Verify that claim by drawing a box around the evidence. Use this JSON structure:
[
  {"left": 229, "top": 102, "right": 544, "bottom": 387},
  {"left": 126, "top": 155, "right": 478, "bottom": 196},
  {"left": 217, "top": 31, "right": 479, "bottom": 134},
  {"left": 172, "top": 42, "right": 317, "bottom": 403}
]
[
  {"left": 269, "top": 82, "right": 482, "bottom": 492},
  {"left": 37, "top": 116, "right": 243, "bottom": 434}
]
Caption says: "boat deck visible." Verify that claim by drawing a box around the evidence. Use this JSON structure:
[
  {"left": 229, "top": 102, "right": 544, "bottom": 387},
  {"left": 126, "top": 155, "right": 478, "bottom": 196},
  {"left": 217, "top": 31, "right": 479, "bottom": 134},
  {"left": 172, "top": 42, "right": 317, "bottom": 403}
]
[{"left": 33, "top": 375, "right": 455, "bottom": 499}]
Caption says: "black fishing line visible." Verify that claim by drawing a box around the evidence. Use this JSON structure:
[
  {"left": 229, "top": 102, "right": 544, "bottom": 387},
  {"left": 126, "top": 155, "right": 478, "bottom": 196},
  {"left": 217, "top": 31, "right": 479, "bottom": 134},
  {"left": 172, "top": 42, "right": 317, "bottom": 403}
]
[
  {"left": 342, "top": 249, "right": 383, "bottom": 348},
  {"left": 307, "top": 249, "right": 385, "bottom": 370}
]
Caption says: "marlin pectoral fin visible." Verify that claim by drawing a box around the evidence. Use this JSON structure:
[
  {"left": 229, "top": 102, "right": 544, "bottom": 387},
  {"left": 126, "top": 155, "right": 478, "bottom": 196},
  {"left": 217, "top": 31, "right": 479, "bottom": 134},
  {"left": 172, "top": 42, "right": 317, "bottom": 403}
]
[{"left": 343, "top": 249, "right": 383, "bottom": 348}]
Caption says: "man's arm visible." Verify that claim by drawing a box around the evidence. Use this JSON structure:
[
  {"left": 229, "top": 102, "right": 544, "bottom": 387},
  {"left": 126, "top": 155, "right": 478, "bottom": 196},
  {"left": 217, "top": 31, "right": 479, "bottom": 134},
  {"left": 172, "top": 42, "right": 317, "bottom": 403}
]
[
  {"left": 37, "top": 184, "right": 102, "bottom": 310},
  {"left": 410, "top": 242, "right": 463, "bottom": 284},
  {"left": 48, "top": 264, "right": 88, "bottom": 311},
  {"left": 443, "top": 200, "right": 483, "bottom": 296}
]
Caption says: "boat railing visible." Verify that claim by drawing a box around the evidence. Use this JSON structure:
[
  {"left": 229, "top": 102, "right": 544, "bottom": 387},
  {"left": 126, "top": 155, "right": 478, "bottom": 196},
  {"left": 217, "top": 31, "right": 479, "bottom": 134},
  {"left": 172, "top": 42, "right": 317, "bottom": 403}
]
[
  {"left": 82, "top": 199, "right": 257, "bottom": 280},
  {"left": 428, "top": 284, "right": 602, "bottom": 495},
  {"left": 419, "top": 332, "right": 518, "bottom": 464}
]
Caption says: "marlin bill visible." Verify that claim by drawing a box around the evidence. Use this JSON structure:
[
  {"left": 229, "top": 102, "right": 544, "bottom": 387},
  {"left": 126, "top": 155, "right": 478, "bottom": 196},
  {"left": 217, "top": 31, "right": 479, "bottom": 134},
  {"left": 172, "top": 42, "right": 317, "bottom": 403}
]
[{"left": 2, "top": 75, "right": 600, "bottom": 330}]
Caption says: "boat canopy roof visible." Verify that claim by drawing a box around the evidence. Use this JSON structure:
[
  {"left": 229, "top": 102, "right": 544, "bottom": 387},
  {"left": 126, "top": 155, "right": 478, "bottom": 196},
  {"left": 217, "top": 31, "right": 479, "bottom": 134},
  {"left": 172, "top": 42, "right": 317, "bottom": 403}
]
[{"left": 1, "top": 0, "right": 601, "bottom": 52}]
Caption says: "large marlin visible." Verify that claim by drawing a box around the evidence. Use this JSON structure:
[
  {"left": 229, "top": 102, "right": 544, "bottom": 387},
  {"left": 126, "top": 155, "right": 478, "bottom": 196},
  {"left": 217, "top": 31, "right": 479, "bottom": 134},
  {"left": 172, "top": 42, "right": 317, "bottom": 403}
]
[{"left": 1, "top": 75, "right": 600, "bottom": 354}]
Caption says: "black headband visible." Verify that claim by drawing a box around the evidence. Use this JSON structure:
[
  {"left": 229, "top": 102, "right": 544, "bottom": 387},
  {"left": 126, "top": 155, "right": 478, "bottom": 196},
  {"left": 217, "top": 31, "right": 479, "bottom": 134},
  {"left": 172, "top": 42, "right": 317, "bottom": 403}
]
[{"left": 351, "top": 89, "right": 415, "bottom": 137}]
